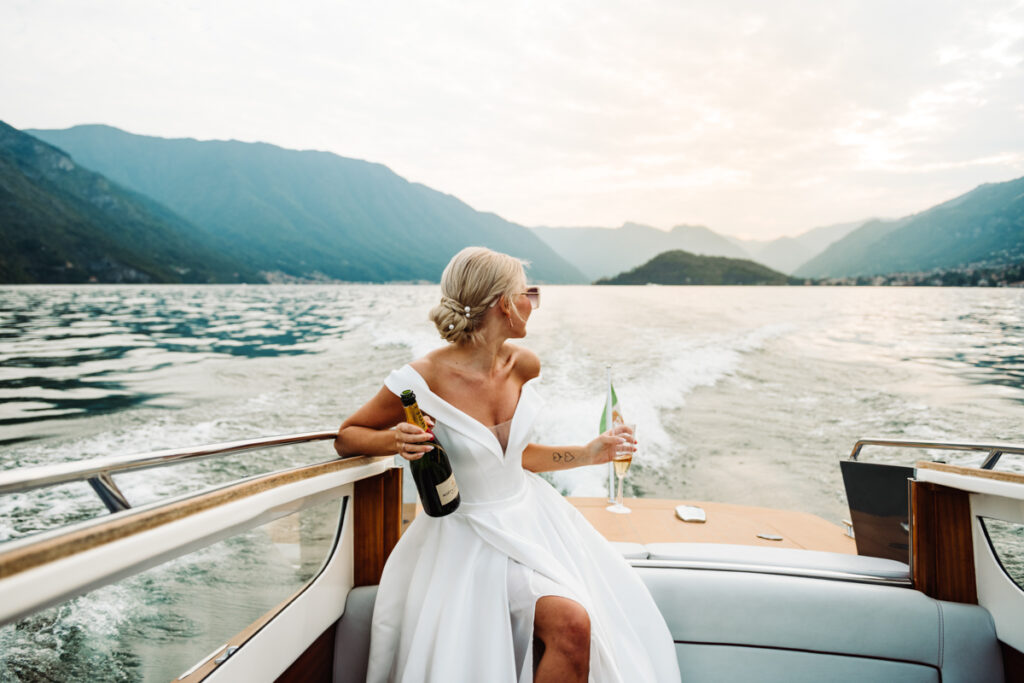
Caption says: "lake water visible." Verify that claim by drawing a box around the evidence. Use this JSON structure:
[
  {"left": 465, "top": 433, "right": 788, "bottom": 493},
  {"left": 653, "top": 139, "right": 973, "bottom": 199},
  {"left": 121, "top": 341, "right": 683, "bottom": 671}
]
[{"left": 2, "top": 284, "right": 1023, "bottom": 680}]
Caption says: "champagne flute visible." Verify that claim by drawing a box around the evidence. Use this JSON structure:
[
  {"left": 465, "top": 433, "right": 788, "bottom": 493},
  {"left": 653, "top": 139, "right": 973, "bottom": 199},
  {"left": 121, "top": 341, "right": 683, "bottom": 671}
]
[{"left": 606, "top": 423, "right": 636, "bottom": 514}]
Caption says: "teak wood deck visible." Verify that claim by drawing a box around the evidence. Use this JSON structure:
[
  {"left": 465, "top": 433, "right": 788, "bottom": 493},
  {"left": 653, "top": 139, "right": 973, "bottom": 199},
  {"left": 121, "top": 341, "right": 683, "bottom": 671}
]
[
  {"left": 404, "top": 497, "right": 855, "bottom": 554},
  {"left": 569, "top": 497, "right": 856, "bottom": 553}
]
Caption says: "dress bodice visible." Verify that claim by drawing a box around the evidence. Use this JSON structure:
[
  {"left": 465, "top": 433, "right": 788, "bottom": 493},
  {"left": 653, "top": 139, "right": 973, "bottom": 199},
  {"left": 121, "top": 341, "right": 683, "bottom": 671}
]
[{"left": 384, "top": 365, "right": 544, "bottom": 505}]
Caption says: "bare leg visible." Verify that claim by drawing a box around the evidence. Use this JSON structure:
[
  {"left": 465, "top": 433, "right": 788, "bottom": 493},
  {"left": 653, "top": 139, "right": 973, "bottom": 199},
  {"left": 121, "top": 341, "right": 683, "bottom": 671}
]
[{"left": 533, "top": 596, "right": 590, "bottom": 683}]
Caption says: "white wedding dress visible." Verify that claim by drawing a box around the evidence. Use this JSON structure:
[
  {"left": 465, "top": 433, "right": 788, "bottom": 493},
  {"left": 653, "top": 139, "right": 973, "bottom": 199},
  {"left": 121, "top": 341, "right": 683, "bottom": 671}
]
[{"left": 365, "top": 365, "right": 681, "bottom": 682}]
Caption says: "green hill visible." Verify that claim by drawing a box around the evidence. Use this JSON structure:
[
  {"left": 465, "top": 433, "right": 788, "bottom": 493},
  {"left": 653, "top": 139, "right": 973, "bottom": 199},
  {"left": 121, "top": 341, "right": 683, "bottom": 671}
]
[
  {"left": 28, "top": 125, "right": 586, "bottom": 283},
  {"left": 0, "top": 122, "right": 259, "bottom": 284},
  {"left": 795, "top": 176, "right": 1024, "bottom": 278},
  {"left": 595, "top": 249, "right": 797, "bottom": 285}
]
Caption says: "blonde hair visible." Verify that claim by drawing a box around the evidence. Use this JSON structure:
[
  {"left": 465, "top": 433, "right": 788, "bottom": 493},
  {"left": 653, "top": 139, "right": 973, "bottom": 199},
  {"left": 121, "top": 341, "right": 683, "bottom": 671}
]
[{"left": 429, "top": 247, "right": 527, "bottom": 345}]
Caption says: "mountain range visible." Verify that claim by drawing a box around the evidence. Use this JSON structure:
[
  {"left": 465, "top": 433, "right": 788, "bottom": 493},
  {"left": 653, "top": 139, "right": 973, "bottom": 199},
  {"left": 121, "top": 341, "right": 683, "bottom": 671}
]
[
  {"left": 4, "top": 121, "right": 1023, "bottom": 285},
  {"left": 24, "top": 125, "right": 585, "bottom": 284},
  {"left": 794, "top": 177, "right": 1024, "bottom": 278},
  {"left": 533, "top": 175, "right": 1024, "bottom": 282},
  {"left": 0, "top": 121, "right": 255, "bottom": 283}
]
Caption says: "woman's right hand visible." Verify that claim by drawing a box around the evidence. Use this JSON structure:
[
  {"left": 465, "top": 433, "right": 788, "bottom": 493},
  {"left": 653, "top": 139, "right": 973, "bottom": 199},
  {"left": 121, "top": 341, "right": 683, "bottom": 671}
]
[
  {"left": 394, "top": 416, "right": 436, "bottom": 461},
  {"left": 583, "top": 423, "right": 635, "bottom": 465}
]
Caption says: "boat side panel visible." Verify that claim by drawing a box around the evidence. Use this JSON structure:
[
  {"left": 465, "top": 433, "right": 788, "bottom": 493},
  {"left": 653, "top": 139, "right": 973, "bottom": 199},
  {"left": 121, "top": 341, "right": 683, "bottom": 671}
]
[
  {"left": 0, "top": 457, "right": 388, "bottom": 630},
  {"left": 205, "top": 488, "right": 356, "bottom": 683},
  {"left": 973, "top": 492, "right": 1024, "bottom": 653}
]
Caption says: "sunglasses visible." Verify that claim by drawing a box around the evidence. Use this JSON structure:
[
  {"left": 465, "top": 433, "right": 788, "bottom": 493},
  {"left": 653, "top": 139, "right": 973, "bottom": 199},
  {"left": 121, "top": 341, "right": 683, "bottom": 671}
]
[{"left": 523, "top": 286, "right": 540, "bottom": 309}]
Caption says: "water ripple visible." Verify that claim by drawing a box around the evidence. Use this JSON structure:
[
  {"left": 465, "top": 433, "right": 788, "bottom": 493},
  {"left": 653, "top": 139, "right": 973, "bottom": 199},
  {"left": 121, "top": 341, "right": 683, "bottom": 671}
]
[{"left": 0, "top": 285, "right": 364, "bottom": 435}]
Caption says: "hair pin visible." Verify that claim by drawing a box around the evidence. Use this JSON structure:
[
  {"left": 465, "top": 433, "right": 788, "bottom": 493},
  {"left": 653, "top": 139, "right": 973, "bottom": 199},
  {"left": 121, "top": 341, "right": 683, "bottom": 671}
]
[{"left": 448, "top": 323, "right": 455, "bottom": 330}]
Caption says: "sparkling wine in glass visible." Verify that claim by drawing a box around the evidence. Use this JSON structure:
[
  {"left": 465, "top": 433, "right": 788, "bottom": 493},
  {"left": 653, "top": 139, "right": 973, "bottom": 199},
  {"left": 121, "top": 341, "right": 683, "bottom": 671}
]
[{"left": 606, "top": 423, "right": 635, "bottom": 514}]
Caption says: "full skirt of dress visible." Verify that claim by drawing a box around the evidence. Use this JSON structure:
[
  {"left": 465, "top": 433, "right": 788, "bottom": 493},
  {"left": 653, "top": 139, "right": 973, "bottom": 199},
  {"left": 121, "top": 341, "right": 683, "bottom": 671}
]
[{"left": 365, "top": 473, "right": 680, "bottom": 682}]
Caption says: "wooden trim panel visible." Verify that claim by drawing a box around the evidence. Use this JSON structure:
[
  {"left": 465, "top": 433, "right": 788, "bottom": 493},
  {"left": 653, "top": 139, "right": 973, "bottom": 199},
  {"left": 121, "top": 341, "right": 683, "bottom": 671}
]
[
  {"left": 354, "top": 468, "right": 403, "bottom": 586},
  {"left": 910, "top": 481, "right": 977, "bottom": 603},
  {"left": 275, "top": 624, "right": 337, "bottom": 683}
]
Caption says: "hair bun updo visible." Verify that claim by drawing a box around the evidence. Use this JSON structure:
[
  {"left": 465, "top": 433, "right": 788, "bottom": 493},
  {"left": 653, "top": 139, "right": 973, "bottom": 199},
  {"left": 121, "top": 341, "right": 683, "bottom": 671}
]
[{"left": 428, "top": 247, "right": 528, "bottom": 345}]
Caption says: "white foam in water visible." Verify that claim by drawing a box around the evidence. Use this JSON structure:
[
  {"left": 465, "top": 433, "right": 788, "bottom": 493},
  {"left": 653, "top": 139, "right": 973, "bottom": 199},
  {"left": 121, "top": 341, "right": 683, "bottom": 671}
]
[
  {"left": 537, "top": 323, "right": 786, "bottom": 496},
  {"left": 0, "top": 583, "right": 135, "bottom": 680},
  {"left": 367, "top": 303, "right": 446, "bottom": 361},
  {"left": 371, "top": 324, "right": 445, "bottom": 361}
]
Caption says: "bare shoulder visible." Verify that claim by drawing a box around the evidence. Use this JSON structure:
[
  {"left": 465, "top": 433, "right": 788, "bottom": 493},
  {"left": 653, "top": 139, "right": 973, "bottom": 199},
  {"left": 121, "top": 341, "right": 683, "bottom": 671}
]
[
  {"left": 409, "top": 349, "right": 446, "bottom": 385},
  {"left": 507, "top": 344, "right": 541, "bottom": 381}
]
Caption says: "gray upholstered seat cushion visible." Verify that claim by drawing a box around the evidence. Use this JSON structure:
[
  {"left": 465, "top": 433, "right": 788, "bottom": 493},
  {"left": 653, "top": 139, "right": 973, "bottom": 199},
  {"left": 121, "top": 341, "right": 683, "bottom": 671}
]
[
  {"left": 333, "top": 585, "right": 377, "bottom": 683},
  {"left": 645, "top": 542, "right": 910, "bottom": 579},
  {"left": 637, "top": 566, "right": 1003, "bottom": 683}
]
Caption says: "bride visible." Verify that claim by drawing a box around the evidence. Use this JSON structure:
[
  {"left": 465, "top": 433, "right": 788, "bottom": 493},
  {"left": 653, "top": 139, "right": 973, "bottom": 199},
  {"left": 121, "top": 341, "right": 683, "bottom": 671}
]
[{"left": 336, "top": 247, "right": 680, "bottom": 682}]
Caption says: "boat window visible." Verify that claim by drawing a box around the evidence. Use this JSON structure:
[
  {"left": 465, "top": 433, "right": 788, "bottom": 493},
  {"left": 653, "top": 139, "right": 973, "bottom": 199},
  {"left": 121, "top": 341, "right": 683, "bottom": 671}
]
[
  {"left": 0, "top": 496, "right": 345, "bottom": 682},
  {"left": 979, "top": 517, "right": 1024, "bottom": 591}
]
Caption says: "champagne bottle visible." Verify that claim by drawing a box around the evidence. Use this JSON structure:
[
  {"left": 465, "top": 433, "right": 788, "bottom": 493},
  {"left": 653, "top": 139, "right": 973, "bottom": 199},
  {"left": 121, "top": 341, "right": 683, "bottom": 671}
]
[{"left": 400, "top": 390, "right": 460, "bottom": 517}]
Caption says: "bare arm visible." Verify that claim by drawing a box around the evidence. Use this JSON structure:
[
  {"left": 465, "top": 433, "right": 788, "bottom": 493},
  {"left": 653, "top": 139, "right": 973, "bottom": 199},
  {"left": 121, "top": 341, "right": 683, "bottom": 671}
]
[
  {"left": 522, "top": 425, "right": 634, "bottom": 473},
  {"left": 334, "top": 385, "right": 435, "bottom": 459}
]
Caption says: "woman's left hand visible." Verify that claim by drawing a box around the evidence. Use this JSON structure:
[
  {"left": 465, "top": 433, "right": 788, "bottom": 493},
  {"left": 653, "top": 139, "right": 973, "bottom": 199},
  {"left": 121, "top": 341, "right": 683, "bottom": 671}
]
[{"left": 585, "top": 424, "right": 635, "bottom": 465}]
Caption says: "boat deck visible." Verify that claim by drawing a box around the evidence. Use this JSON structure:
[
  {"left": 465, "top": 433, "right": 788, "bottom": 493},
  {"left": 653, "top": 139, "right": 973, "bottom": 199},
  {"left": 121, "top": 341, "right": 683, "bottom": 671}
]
[
  {"left": 571, "top": 497, "right": 856, "bottom": 553},
  {"left": 404, "top": 497, "right": 855, "bottom": 553}
]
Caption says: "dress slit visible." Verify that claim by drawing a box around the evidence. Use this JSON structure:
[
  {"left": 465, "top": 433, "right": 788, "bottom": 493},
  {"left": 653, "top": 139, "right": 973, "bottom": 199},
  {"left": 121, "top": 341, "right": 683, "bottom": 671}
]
[{"left": 507, "top": 558, "right": 584, "bottom": 682}]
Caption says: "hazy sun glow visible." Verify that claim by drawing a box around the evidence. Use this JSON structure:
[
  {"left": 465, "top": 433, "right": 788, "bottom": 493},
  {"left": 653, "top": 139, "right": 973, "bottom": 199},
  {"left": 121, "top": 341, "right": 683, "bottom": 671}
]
[{"left": 2, "top": 0, "right": 1023, "bottom": 238}]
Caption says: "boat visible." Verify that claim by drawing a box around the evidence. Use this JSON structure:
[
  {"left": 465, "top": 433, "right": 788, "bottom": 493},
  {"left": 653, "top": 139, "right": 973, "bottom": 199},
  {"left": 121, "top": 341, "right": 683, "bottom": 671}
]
[{"left": 1, "top": 434, "right": 1022, "bottom": 681}]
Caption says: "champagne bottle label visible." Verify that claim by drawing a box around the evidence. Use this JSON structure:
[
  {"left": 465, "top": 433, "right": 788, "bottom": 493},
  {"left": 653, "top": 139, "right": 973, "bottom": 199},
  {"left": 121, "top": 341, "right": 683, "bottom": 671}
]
[{"left": 436, "top": 473, "right": 458, "bottom": 505}]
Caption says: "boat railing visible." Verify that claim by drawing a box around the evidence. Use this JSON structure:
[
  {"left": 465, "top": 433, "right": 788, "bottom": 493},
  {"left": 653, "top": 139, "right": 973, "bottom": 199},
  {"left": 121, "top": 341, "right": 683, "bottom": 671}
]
[
  {"left": 0, "top": 428, "right": 400, "bottom": 634},
  {"left": 0, "top": 429, "right": 341, "bottom": 513},
  {"left": 848, "top": 438, "right": 1024, "bottom": 469}
]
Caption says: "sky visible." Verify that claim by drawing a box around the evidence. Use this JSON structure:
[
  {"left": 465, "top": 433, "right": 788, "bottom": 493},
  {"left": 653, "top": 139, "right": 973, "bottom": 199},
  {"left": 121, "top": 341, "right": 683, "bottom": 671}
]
[{"left": 2, "top": 0, "right": 1024, "bottom": 240}]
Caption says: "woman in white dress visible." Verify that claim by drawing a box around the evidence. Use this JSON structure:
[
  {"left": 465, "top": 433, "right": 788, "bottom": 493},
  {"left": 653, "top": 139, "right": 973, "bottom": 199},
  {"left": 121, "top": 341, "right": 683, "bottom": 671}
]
[{"left": 336, "top": 247, "right": 680, "bottom": 682}]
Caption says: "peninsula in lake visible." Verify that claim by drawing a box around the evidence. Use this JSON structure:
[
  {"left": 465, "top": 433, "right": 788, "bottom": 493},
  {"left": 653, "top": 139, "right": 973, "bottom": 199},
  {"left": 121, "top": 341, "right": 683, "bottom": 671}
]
[{"left": 596, "top": 250, "right": 798, "bottom": 285}]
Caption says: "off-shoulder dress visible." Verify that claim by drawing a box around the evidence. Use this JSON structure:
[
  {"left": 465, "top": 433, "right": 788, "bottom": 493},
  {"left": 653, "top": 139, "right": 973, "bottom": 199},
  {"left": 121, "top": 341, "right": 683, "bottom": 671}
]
[{"left": 365, "top": 365, "right": 680, "bottom": 682}]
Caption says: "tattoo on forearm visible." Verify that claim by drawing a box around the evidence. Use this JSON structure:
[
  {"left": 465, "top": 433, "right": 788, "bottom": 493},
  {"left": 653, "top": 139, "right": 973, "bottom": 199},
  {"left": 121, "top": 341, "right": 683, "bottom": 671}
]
[{"left": 552, "top": 451, "right": 576, "bottom": 463}]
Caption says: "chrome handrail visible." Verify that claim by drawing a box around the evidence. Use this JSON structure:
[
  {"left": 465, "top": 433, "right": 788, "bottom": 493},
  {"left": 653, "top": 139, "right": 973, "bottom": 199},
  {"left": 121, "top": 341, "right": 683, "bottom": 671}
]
[
  {"left": 0, "top": 430, "right": 340, "bottom": 512},
  {"left": 849, "top": 438, "right": 1024, "bottom": 469}
]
